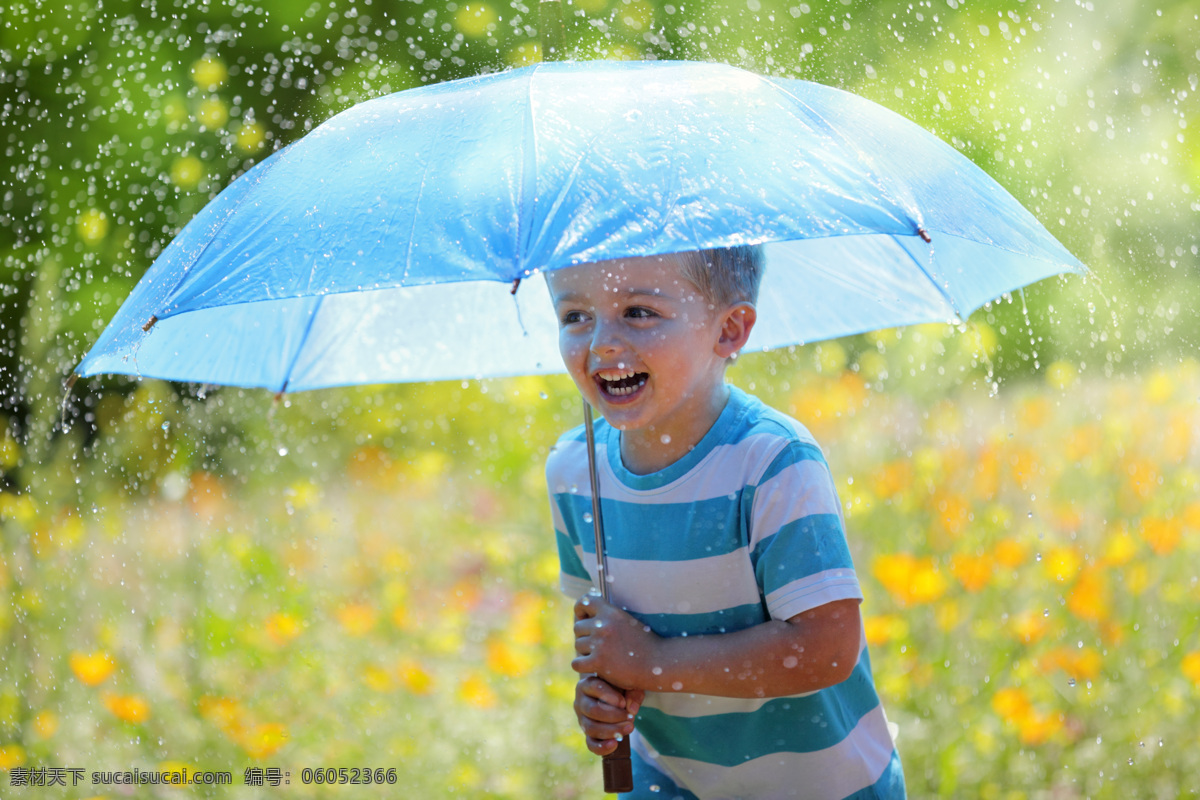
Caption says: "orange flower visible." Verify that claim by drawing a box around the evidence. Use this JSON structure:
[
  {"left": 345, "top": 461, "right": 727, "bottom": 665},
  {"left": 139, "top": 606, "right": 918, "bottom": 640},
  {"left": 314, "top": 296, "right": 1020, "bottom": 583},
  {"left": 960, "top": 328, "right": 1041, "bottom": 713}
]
[
  {"left": 103, "top": 692, "right": 150, "bottom": 724},
  {"left": 994, "top": 538, "right": 1028, "bottom": 569},
  {"left": 1066, "top": 567, "right": 1110, "bottom": 623},
  {"left": 871, "top": 461, "right": 913, "bottom": 501},
  {"left": 950, "top": 552, "right": 993, "bottom": 593},
  {"left": 863, "top": 614, "right": 908, "bottom": 646},
  {"left": 1008, "top": 447, "right": 1040, "bottom": 490},
  {"left": 933, "top": 494, "right": 971, "bottom": 539},
  {"left": 1123, "top": 458, "right": 1159, "bottom": 502},
  {"left": 871, "top": 553, "right": 948, "bottom": 606},
  {"left": 486, "top": 639, "right": 535, "bottom": 678},
  {"left": 1140, "top": 516, "right": 1182, "bottom": 556},
  {"left": 971, "top": 444, "right": 1001, "bottom": 500},
  {"left": 70, "top": 651, "right": 115, "bottom": 686}
]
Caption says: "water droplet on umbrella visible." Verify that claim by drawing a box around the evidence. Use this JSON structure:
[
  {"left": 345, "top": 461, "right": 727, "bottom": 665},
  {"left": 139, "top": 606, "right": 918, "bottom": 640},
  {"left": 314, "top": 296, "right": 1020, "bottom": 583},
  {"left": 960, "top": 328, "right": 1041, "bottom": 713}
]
[
  {"left": 660, "top": 434, "right": 671, "bottom": 444},
  {"left": 583, "top": 512, "right": 593, "bottom": 524}
]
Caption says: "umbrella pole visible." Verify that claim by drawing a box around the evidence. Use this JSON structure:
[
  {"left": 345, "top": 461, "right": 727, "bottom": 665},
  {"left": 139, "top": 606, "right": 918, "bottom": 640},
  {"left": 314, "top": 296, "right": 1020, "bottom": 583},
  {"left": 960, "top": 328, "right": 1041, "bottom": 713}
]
[{"left": 582, "top": 399, "right": 634, "bottom": 793}]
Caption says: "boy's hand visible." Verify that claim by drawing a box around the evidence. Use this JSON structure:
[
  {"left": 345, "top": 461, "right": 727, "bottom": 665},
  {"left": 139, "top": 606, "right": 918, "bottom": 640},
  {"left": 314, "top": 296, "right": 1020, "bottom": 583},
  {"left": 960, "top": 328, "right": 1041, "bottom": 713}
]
[
  {"left": 572, "top": 593, "right": 661, "bottom": 689},
  {"left": 574, "top": 675, "right": 644, "bottom": 756}
]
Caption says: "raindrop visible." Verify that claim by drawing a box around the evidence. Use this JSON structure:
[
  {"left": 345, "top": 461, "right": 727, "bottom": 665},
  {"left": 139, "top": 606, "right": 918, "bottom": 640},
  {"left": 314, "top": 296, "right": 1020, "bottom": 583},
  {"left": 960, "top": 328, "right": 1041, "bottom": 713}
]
[
  {"left": 660, "top": 434, "right": 672, "bottom": 444},
  {"left": 1067, "top": 677, "right": 1076, "bottom": 687},
  {"left": 652, "top": 666, "right": 663, "bottom": 675},
  {"left": 671, "top": 681, "right": 684, "bottom": 690},
  {"left": 583, "top": 512, "right": 593, "bottom": 524},
  {"left": 278, "top": 446, "right": 289, "bottom": 456}
]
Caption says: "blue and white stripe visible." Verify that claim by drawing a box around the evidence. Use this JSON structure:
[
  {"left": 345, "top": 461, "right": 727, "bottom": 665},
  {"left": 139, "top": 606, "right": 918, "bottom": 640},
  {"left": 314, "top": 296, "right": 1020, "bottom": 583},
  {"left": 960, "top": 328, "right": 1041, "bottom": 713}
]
[{"left": 547, "top": 386, "right": 904, "bottom": 798}]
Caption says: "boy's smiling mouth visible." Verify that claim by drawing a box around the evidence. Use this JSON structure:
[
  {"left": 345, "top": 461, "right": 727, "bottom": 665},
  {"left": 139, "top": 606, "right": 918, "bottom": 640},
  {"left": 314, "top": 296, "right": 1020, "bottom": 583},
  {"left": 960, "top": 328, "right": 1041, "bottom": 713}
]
[{"left": 594, "top": 368, "right": 648, "bottom": 398}]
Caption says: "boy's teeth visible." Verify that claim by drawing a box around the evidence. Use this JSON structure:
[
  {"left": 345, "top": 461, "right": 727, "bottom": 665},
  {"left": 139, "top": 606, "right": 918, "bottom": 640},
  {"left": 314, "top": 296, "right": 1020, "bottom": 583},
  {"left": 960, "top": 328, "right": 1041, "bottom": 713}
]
[{"left": 597, "top": 370, "right": 647, "bottom": 396}]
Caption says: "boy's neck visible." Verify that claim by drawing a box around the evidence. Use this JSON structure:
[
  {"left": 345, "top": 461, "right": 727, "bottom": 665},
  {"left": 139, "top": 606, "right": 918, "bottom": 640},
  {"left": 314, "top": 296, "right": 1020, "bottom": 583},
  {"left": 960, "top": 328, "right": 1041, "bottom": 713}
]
[{"left": 618, "top": 382, "right": 732, "bottom": 475}]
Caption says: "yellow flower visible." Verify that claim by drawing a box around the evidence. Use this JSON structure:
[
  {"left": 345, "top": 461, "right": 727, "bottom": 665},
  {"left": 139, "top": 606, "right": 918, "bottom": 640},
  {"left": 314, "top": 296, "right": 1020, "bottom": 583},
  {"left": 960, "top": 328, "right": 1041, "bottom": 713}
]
[
  {"left": 191, "top": 55, "right": 227, "bottom": 90},
  {"left": 33, "top": 710, "right": 57, "bottom": 738},
  {"left": 336, "top": 603, "right": 377, "bottom": 636},
  {"left": 362, "top": 665, "right": 394, "bottom": 693},
  {"left": 77, "top": 208, "right": 109, "bottom": 245},
  {"left": 0, "top": 744, "right": 26, "bottom": 769},
  {"left": 455, "top": 3, "right": 498, "bottom": 37},
  {"left": 264, "top": 612, "right": 302, "bottom": 645},
  {"left": 486, "top": 639, "right": 535, "bottom": 678},
  {"left": 1009, "top": 609, "right": 1049, "bottom": 644},
  {"left": 196, "top": 96, "right": 228, "bottom": 129},
  {"left": 1102, "top": 525, "right": 1138, "bottom": 566},
  {"left": 236, "top": 122, "right": 266, "bottom": 153},
  {"left": 1044, "top": 360, "right": 1077, "bottom": 391},
  {"left": 103, "top": 692, "right": 150, "bottom": 724},
  {"left": 508, "top": 591, "right": 546, "bottom": 647},
  {"left": 1182, "top": 652, "right": 1200, "bottom": 686},
  {"left": 170, "top": 155, "right": 204, "bottom": 189},
  {"left": 70, "top": 651, "right": 115, "bottom": 686},
  {"left": 1042, "top": 546, "right": 1081, "bottom": 583},
  {"left": 397, "top": 658, "right": 435, "bottom": 695},
  {"left": 240, "top": 723, "right": 288, "bottom": 760},
  {"left": 458, "top": 673, "right": 498, "bottom": 709}
]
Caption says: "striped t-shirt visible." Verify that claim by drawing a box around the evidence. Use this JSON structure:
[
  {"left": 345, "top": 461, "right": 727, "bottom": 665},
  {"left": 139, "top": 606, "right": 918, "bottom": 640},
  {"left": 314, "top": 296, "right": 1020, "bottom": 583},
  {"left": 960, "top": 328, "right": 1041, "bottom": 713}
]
[{"left": 547, "top": 386, "right": 905, "bottom": 799}]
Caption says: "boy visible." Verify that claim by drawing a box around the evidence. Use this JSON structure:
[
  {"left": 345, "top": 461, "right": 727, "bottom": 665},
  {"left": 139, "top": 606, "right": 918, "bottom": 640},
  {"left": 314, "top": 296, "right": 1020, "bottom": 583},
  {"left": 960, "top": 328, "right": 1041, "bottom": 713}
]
[{"left": 544, "top": 247, "right": 905, "bottom": 799}]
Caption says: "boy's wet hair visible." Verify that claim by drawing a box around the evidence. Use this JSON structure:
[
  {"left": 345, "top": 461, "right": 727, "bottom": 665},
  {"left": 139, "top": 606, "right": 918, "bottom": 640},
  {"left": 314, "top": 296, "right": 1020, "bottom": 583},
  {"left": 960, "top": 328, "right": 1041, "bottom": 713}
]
[{"left": 676, "top": 244, "right": 765, "bottom": 309}]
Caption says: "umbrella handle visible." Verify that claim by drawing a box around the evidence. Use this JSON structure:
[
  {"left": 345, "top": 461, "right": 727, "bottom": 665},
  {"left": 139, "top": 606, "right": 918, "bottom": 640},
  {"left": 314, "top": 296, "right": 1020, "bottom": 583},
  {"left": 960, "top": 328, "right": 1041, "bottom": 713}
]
[
  {"left": 603, "top": 738, "right": 633, "bottom": 793},
  {"left": 582, "top": 400, "right": 635, "bottom": 794}
]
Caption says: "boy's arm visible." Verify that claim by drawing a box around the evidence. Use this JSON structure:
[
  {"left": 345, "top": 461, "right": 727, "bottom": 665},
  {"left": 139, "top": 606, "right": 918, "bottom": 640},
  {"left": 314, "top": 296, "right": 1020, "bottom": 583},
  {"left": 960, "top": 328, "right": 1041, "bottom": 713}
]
[{"left": 572, "top": 594, "right": 862, "bottom": 699}]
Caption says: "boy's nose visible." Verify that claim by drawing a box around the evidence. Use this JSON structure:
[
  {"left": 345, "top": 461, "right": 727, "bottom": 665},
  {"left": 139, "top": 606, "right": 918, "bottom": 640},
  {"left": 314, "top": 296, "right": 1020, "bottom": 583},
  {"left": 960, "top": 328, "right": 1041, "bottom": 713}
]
[{"left": 588, "top": 319, "right": 624, "bottom": 356}]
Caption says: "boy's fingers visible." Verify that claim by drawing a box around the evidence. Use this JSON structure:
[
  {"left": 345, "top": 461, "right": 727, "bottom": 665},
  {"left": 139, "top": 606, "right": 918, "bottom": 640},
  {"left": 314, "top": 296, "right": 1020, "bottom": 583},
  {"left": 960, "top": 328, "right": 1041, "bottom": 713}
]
[
  {"left": 574, "top": 594, "right": 601, "bottom": 620},
  {"left": 585, "top": 735, "right": 621, "bottom": 756},
  {"left": 576, "top": 694, "right": 632, "bottom": 723},
  {"left": 577, "top": 676, "right": 626, "bottom": 709}
]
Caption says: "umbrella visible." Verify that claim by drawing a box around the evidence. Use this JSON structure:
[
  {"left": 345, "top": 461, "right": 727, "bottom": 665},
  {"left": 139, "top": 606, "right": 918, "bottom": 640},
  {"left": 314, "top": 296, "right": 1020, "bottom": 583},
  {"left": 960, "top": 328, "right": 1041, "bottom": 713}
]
[{"left": 74, "top": 58, "right": 1085, "bottom": 793}]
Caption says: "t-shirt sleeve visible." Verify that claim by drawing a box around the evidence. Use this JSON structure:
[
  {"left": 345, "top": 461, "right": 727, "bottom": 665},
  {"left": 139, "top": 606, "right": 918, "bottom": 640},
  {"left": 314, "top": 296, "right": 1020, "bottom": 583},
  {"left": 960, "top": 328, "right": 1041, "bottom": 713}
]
[
  {"left": 749, "top": 440, "right": 862, "bottom": 621},
  {"left": 546, "top": 445, "right": 596, "bottom": 599},
  {"left": 551, "top": 495, "right": 596, "bottom": 598}
]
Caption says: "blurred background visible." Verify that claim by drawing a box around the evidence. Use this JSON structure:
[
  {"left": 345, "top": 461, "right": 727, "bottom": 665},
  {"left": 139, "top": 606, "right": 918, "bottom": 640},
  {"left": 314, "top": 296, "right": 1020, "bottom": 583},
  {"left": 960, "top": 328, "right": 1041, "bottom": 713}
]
[{"left": 1, "top": 0, "right": 1197, "bottom": 796}]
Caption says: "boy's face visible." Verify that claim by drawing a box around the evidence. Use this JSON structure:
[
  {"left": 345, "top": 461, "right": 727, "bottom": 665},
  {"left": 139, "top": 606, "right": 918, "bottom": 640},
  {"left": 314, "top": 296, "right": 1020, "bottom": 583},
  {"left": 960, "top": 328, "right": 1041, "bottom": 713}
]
[{"left": 546, "top": 254, "right": 748, "bottom": 443}]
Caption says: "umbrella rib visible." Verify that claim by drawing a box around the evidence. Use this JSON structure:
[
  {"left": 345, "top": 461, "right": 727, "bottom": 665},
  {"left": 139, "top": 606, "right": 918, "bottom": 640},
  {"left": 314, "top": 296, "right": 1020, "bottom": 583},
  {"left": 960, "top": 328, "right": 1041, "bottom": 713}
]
[
  {"left": 276, "top": 293, "right": 327, "bottom": 394},
  {"left": 759, "top": 76, "right": 921, "bottom": 234},
  {"left": 155, "top": 147, "right": 291, "bottom": 321},
  {"left": 892, "top": 232, "right": 964, "bottom": 324}
]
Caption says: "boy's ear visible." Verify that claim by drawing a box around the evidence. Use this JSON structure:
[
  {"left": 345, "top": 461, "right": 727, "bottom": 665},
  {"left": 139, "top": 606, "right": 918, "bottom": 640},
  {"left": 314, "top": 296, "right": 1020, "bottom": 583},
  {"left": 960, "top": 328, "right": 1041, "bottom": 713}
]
[{"left": 715, "top": 302, "right": 757, "bottom": 359}]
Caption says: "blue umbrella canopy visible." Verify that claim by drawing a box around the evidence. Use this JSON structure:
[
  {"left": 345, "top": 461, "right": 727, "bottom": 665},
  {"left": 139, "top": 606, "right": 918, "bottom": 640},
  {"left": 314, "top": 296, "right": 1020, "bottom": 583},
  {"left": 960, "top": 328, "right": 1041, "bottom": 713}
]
[{"left": 76, "top": 59, "right": 1084, "bottom": 392}]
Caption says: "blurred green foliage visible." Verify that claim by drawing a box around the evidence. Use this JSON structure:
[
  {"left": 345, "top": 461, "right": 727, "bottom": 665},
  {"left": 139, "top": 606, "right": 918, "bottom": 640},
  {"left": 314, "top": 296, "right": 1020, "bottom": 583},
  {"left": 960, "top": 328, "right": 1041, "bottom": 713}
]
[{"left": 0, "top": 0, "right": 1198, "bottom": 795}]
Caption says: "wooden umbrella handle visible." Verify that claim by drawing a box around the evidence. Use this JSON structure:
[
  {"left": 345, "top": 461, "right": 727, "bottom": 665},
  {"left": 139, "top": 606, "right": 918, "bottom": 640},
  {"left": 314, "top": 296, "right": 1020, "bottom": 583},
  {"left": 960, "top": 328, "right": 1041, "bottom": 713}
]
[
  {"left": 582, "top": 401, "right": 636, "bottom": 793},
  {"left": 603, "top": 737, "right": 633, "bottom": 793}
]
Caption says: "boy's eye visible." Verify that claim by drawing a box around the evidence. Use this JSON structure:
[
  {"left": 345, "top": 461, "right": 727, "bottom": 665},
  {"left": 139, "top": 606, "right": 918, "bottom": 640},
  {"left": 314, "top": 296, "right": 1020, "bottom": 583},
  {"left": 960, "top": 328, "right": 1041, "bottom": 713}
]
[
  {"left": 560, "top": 310, "right": 585, "bottom": 325},
  {"left": 626, "top": 306, "right": 657, "bottom": 319}
]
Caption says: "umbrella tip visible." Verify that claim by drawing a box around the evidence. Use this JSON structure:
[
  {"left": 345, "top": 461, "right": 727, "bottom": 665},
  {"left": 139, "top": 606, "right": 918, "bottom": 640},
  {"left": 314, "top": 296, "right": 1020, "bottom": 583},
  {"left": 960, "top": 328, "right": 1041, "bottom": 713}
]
[
  {"left": 511, "top": 278, "right": 521, "bottom": 295},
  {"left": 917, "top": 228, "right": 932, "bottom": 244},
  {"left": 142, "top": 315, "right": 158, "bottom": 332}
]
